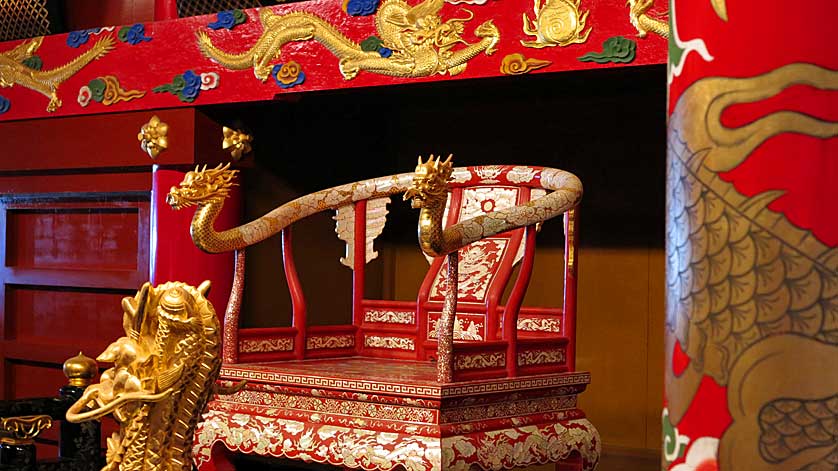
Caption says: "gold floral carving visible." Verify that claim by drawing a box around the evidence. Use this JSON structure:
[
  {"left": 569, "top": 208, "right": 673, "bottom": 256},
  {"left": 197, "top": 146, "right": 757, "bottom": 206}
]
[
  {"left": 222, "top": 126, "right": 253, "bottom": 161},
  {"left": 518, "top": 348, "right": 565, "bottom": 366},
  {"left": 363, "top": 309, "right": 415, "bottom": 324},
  {"left": 66, "top": 281, "right": 222, "bottom": 471},
  {"left": 138, "top": 115, "right": 168, "bottom": 160},
  {"left": 306, "top": 335, "right": 354, "bottom": 350},
  {"left": 500, "top": 53, "right": 552, "bottom": 75},
  {"left": 517, "top": 317, "right": 562, "bottom": 332},
  {"left": 195, "top": 411, "right": 601, "bottom": 471},
  {"left": 429, "top": 316, "right": 484, "bottom": 340},
  {"left": 364, "top": 335, "right": 415, "bottom": 351},
  {"left": 521, "top": 0, "right": 590, "bottom": 48},
  {"left": 454, "top": 352, "right": 505, "bottom": 370},
  {"left": 196, "top": 0, "right": 499, "bottom": 82},
  {"left": 240, "top": 338, "right": 293, "bottom": 353},
  {"left": 0, "top": 415, "right": 51, "bottom": 442},
  {"left": 0, "top": 35, "right": 114, "bottom": 111}
]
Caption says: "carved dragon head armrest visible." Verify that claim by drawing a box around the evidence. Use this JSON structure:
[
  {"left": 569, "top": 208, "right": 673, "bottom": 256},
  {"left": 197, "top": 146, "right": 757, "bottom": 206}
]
[
  {"left": 166, "top": 159, "right": 582, "bottom": 256},
  {"left": 166, "top": 163, "right": 416, "bottom": 253},
  {"left": 403, "top": 155, "right": 583, "bottom": 257}
]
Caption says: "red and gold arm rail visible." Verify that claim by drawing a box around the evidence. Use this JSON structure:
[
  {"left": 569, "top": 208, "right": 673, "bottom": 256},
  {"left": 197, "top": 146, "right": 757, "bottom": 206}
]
[{"left": 167, "top": 159, "right": 582, "bottom": 382}]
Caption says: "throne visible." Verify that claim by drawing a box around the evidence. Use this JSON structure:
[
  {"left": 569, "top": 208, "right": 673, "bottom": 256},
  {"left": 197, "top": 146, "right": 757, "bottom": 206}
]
[{"left": 168, "top": 159, "right": 600, "bottom": 470}]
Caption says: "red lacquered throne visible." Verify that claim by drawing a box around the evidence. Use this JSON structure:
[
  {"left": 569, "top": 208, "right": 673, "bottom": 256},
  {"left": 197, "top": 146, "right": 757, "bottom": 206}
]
[{"left": 166, "top": 158, "right": 600, "bottom": 470}]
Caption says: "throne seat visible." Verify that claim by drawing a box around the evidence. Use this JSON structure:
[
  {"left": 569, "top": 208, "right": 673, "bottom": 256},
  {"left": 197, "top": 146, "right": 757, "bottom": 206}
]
[{"left": 167, "top": 163, "right": 600, "bottom": 470}]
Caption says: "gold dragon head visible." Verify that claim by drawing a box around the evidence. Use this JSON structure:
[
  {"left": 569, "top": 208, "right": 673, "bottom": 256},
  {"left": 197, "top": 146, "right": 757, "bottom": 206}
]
[
  {"left": 403, "top": 154, "right": 453, "bottom": 209},
  {"left": 166, "top": 163, "right": 238, "bottom": 210}
]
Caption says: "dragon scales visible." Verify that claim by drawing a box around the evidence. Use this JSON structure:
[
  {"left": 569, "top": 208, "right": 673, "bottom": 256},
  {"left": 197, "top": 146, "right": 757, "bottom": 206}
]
[{"left": 667, "top": 63, "right": 838, "bottom": 471}]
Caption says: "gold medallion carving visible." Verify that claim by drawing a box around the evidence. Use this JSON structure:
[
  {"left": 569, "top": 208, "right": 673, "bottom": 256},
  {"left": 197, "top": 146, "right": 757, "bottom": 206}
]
[{"left": 521, "top": 0, "right": 590, "bottom": 48}]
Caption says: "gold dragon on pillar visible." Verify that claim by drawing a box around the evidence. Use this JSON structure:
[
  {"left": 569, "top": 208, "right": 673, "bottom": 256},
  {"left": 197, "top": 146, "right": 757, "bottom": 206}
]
[
  {"left": 196, "top": 0, "right": 499, "bottom": 81},
  {"left": 66, "top": 281, "right": 224, "bottom": 471}
]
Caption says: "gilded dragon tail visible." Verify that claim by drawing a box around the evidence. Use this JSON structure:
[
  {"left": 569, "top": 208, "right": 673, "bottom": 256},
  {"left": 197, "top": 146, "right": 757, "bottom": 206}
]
[
  {"left": 38, "top": 35, "right": 115, "bottom": 84},
  {"left": 196, "top": 31, "right": 256, "bottom": 70}
]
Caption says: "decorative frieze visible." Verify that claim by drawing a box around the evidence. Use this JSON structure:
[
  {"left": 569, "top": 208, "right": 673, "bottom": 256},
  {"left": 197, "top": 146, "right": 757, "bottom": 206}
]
[
  {"left": 518, "top": 349, "right": 566, "bottom": 366},
  {"left": 239, "top": 338, "right": 294, "bottom": 353},
  {"left": 364, "top": 335, "right": 415, "bottom": 351},
  {"left": 454, "top": 352, "right": 505, "bottom": 370},
  {"left": 306, "top": 335, "right": 354, "bottom": 350},
  {"left": 363, "top": 309, "right": 415, "bottom": 325}
]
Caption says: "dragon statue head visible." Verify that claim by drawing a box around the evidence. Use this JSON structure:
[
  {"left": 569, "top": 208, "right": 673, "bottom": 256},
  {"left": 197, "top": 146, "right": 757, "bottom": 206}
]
[
  {"left": 166, "top": 163, "right": 238, "bottom": 210},
  {"left": 403, "top": 154, "right": 453, "bottom": 209}
]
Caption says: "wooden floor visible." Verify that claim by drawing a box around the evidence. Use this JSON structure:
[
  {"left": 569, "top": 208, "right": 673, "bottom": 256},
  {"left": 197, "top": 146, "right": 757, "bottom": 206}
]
[{"left": 232, "top": 449, "right": 661, "bottom": 470}]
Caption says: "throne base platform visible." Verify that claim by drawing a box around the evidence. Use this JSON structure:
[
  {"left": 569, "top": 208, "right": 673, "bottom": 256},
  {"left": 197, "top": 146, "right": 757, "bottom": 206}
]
[{"left": 194, "top": 358, "right": 600, "bottom": 471}]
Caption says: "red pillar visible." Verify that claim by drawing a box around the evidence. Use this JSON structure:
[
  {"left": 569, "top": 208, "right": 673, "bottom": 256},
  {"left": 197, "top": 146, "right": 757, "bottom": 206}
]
[
  {"left": 150, "top": 166, "right": 241, "bottom": 325},
  {"left": 664, "top": 1, "right": 838, "bottom": 470}
]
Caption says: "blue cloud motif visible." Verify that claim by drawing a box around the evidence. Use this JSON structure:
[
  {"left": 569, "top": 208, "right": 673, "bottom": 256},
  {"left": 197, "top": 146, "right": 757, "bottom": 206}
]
[
  {"left": 345, "top": 0, "right": 379, "bottom": 16},
  {"left": 208, "top": 11, "right": 236, "bottom": 30},
  {"left": 271, "top": 64, "right": 306, "bottom": 89},
  {"left": 0, "top": 96, "right": 10, "bottom": 115},
  {"left": 66, "top": 28, "right": 100, "bottom": 48},
  {"left": 124, "top": 24, "right": 152, "bottom": 45},
  {"left": 180, "top": 70, "right": 202, "bottom": 101}
]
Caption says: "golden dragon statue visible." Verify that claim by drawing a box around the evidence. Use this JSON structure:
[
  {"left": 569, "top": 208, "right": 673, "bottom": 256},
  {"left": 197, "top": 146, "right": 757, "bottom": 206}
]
[
  {"left": 626, "top": 0, "right": 669, "bottom": 39},
  {"left": 667, "top": 63, "right": 838, "bottom": 471},
  {"left": 66, "top": 281, "right": 226, "bottom": 471},
  {"left": 0, "top": 35, "right": 114, "bottom": 112},
  {"left": 196, "top": 0, "right": 499, "bottom": 81}
]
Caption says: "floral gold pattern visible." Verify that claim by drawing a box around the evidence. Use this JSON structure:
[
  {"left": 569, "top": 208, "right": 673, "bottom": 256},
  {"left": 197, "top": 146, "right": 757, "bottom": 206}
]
[
  {"left": 222, "top": 126, "right": 253, "bottom": 161},
  {"left": 196, "top": 0, "right": 499, "bottom": 82},
  {"left": 363, "top": 309, "right": 415, "bottom": 324},
  {"left": 518, "top": 348, "right": 565, "bottom": 366},
  {"left": 137, "top": 115, "right": 168, "bottom": 160},
  {"left": 240, "top": 338, "right": 293, "bottom": 353},
  {"left": 194, "top": 410, "right": 600, "bottom": 470},
  {"left": 429, "top": 316, "right": 484, "bottom": 340},
  {"left": 0, "top": 415, "right": 51, "bottom": 441},
  {"left": 0, "top": 35, "right": 114, "bottom": 111},
  {"left": 364, "top": 335, "right": 415, "bottom": 351},
  {"left": 517, "top": 317, "right": 561, "bottom": 332},
  {"left": 500, "top": 52, "right": 552, "bottom": 75},
  {"left": 521, "top": 0, "right": 590, "bottom": 48},
  {"left": 454, "top": 352, "right": 505, "bottom": 370},
  {"left": 307, "top": 335, "right": 355, "bottom": 350}
]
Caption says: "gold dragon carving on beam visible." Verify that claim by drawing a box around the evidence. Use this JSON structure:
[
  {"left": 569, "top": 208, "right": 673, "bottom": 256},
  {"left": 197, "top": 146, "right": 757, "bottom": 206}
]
[
  {"left": 196, "top": 0, "right": 499, "bottom": 81},
  {"left": 626, "top": 0, "right": 669, "bottom": 39},
  {"left": 66, "top": 281, "right": 242, "bottom": 471},
  {"left": 0, "top": 36, "right": 114, "bottom": 111}
]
